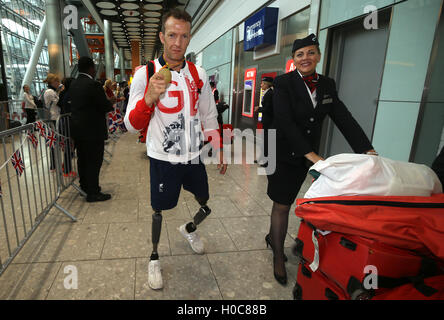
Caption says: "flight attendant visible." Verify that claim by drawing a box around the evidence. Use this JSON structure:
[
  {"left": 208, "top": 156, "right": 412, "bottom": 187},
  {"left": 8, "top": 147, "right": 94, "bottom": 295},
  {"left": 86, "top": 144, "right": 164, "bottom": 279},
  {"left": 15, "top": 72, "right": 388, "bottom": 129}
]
[{"left": 266, "top": 34, "right": 377, "bottom": 285}]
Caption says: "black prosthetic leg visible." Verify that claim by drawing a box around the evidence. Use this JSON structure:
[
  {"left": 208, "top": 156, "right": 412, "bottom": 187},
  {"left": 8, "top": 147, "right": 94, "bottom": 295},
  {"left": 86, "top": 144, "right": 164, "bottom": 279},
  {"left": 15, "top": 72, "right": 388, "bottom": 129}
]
[
  {"left": 185, "top": 197, "right": 212, "bottom": 233},
  {"left": 151, "top": 210, "right": 163, "bottom": 260}
]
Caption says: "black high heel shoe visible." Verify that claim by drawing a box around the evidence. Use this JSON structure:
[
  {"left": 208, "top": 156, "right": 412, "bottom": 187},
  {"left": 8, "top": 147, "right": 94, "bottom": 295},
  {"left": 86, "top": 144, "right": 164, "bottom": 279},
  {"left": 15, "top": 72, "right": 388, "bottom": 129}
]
[
  {"left": 265, "top": 234, "right": 288, "bottom": 262},
  {"left": 273, "top": 257, "right": 288, "bottom": 286}
]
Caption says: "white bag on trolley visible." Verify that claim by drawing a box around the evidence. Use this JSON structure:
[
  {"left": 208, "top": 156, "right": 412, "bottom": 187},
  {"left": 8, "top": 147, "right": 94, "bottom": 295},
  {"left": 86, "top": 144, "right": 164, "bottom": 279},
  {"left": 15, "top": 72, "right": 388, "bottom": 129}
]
[{"left": 304, "top": 154, "right": 443, "bottom": 199}]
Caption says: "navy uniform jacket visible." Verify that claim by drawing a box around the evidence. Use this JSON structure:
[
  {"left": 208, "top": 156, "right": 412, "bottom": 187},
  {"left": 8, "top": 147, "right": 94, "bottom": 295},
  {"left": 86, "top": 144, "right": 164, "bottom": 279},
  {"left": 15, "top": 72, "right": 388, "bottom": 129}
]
[
  {"left": 432, "top": 147, "right": 444, "bottom": 186},
  {"left": 272, "top": 70, "right": 374, "bottom": 166},
  {"left": 259, "top": 88, "right": 274, "bottom": 130},
  {"left": 69, "top": 74, "right": 113, "bottom": 141}
]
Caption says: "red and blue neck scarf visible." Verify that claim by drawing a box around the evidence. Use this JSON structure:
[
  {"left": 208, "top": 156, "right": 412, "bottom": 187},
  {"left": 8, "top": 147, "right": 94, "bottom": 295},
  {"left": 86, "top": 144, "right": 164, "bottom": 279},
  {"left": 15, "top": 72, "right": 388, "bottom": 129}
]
[{"left": 302, "top": 72, "right": 319, "bottom": 93}]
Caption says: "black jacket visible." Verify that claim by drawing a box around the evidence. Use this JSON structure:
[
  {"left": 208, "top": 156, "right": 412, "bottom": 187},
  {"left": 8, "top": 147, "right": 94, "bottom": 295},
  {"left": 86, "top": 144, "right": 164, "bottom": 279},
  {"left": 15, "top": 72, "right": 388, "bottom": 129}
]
[
  {"left": 69, "top": 74, "right": 113, "bottom": 141},
  {"left": 259, "top": 88, "right": 274, "bottom": 129},
  {"left": 216, "top": 102, "right": 229, "bottom": 126},
  {"left": 273, "top": 70, "right": 373, "bottom": 166}
]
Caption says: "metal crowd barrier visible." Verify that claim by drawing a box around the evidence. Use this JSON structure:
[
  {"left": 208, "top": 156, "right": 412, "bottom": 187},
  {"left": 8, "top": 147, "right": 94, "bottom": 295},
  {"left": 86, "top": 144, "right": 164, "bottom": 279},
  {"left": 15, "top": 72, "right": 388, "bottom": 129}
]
[
  {"left": 104, "top": 105, "right": 126, "bottom": 163},
  {"left": 0, "top": 116, "right": 81, "bottom": 276}
]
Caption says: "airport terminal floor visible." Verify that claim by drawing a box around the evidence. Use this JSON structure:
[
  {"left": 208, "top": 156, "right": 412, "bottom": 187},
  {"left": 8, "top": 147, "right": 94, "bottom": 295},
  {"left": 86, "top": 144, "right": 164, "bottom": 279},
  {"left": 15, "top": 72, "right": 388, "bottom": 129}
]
[{"left": 0, "top": 133, "right": 310, "bottom": 300}]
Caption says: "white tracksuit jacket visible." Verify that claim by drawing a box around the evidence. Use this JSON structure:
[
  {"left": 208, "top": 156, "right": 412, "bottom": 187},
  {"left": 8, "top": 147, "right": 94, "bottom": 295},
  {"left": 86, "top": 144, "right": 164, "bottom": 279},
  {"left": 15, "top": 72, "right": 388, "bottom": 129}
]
[{"left": 124, "top": 59, "right": 219, "bottom": 163}]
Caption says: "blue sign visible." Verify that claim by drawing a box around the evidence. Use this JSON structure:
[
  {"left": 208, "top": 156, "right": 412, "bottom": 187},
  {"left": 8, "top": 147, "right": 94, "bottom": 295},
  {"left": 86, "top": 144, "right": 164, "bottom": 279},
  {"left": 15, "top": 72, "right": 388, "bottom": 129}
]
[{"left": 244, "top": 7, "right": 279, "bottom": 52}]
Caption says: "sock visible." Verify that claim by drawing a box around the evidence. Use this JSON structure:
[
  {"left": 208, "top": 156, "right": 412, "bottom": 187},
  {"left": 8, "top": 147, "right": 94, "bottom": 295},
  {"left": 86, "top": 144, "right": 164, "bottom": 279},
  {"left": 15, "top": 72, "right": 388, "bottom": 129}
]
[
  {"left": 186, "top": 222, "right": 197, "bottom": 233},
  {"left": 150, "top": 252, "right": 159, "bottom": 261}
]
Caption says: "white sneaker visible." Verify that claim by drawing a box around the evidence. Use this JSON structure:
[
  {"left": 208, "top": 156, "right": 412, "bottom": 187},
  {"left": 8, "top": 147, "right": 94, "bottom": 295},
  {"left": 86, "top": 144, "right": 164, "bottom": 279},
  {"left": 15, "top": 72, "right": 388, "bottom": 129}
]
[
  {"left": 179, "top": 224, "right": 205, "bottom": 254},
  {"left": 148, "top": 260, "right": 163, "bottom": 290}
]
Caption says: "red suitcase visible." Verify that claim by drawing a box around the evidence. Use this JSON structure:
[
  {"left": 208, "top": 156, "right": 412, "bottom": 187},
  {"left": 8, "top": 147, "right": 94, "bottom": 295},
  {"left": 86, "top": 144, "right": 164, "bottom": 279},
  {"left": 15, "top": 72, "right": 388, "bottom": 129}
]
[
  {"left": 295, "top": 195, "right": 444, "bottom": 260},
  {"left": 293, "top": 220, "right": 430, "bottom": 297},
  {"left": 373, "top": 275, "right": 444, "bottom": 300},
  {"left": 294, "top": 262, "right": 348, "bottom": 300}
]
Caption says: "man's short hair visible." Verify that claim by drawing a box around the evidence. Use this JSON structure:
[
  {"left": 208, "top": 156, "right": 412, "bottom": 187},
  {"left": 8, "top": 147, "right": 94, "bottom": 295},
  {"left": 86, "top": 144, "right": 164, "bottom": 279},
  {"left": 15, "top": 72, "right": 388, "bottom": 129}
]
[
  {"left": 78, "top": 56, "right": 95, "bottom": 73},
  {"left": 161, "top": 8, "right": 192, "bottom": 33}
]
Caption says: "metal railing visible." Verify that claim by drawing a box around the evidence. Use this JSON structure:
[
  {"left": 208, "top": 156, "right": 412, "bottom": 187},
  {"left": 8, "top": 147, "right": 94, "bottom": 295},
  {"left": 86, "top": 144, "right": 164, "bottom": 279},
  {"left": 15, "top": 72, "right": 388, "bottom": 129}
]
[
  {"left": 0, "top": 116, "right": 80, "bottom": 276},
  {"left": 0, "top": 105, "right": 125, "bottom": 275}
]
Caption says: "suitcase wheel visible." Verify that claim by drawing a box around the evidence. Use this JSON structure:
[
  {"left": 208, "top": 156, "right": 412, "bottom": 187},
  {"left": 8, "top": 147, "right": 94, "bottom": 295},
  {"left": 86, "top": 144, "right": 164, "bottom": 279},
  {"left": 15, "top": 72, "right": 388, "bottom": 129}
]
[
  {"left": 293, "top": 238, "right": 304, "bottom": 258},
  {"left": 347, "top": 276, "right": 373, "bottom": 300},
  {"left": 325, "top": 288, "right": 339, "bottom": 300},
  {"left": 293, "top": 283, "right": 302, "bottom": 300}
]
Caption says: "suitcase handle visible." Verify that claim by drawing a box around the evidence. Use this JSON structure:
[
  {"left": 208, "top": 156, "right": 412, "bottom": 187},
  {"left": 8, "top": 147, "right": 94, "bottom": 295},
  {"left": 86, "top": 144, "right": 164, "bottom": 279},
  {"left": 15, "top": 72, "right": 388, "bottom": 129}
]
[
  {"left": 301, "top": 265, "right": 312, "bottom": 278},
  {"left": 340, "top": 237, "right": 357, "bottom": 251}
]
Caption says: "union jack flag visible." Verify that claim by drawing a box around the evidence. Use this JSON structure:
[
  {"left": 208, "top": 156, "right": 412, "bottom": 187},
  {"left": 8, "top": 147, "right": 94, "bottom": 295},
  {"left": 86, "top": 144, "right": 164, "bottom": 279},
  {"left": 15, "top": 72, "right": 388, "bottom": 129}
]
[
  {"left": 45, "top": 130, "right": 57, "bottom": 149},
  {"left": 115, "top": 109, "right": 123, "bottom": 124},
  {"left": 59, "top": 136, "right": 66, "bottom": 152},
  {"left": 11, "top": 150, "right": 25, "bottom": 177},
  {"left": 109, "top": 124, "right": 117, "bottom": 134},
  {"left": 27, "top": 131, "right": 39, "bottom": 149},
  {"left": 108, "top": 115, "right": 117, "bottom": 133},
  {"left": 35, "top": 121, "right": 46, "bottom": 138}
]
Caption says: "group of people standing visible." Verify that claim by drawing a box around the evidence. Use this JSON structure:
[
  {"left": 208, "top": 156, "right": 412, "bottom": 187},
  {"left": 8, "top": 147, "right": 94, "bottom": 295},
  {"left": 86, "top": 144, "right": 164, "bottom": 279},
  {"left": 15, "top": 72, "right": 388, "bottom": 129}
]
[
  {"left": 103, "top": 79, "right": 130, "bottom": 112},
  {"left": 21, "top": 58, "right": 131, "bottom": 203}
]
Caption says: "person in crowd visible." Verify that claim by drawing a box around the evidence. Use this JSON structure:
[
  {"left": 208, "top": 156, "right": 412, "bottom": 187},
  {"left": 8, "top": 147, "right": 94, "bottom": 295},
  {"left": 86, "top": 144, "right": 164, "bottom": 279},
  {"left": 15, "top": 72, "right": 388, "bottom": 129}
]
[
  {"left": 122, "top": 81, "right": 130, "bottom": 113},
  {"left": 124, "top": 8, "right": 227, "bottom": 290},
  {"left": 104, "top": 80, "right": 117, "bottom": 104},
  {"left": 210, "top": 81, "right": 219, "bottom": 104},
  {"left": 69, "top": 57, "right": 114, "bottom": 202},
  {"left": 59, "top": 77, "right": 75, "bottom": 177},
  {"left": 266, "top": 34, "right": 377, "bottom": 286},
  {"left": 43, "top": 73, "right": 64, "bottom": 121},
  {"left": 255, "top": 77, "right": 274, "bottom": 167},
  {"left": 43, "top": 73, "right": 64, "bottom": 170},
  {"left": 59, "top": 77, "right": 75, "bottom": 114},
  {"left": 23, "top": 85, "right": 37, "bottom": 124},
  {"left": 103, "top": 79, "right": 119, "bottom": 134},
  {"left": 432, "top": 147, "right": 444, "bottom": 187},
  {"left": 115, "top": 82, "right": 126, "bottom": 108}
]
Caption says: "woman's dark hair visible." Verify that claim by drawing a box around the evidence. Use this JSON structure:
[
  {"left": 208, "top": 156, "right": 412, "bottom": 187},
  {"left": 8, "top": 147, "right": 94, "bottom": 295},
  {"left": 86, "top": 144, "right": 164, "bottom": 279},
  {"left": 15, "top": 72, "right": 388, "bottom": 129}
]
[{"left": 161, "top": 8, "right": 192, "bottom": 33}]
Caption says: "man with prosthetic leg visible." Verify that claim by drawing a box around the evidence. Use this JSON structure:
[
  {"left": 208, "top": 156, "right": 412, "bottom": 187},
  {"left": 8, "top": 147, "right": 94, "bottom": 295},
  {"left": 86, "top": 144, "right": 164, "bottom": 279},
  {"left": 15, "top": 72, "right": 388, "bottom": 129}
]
[{"left": 124, "top": 9, "right": 227, "bottom": 290}]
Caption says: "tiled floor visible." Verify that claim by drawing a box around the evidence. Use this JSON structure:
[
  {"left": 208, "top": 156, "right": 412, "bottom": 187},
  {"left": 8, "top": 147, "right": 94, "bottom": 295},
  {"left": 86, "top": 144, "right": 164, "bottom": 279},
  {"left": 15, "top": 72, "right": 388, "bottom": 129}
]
[{"left": 0, "top": 133, "right": 312, "bottom": 300}]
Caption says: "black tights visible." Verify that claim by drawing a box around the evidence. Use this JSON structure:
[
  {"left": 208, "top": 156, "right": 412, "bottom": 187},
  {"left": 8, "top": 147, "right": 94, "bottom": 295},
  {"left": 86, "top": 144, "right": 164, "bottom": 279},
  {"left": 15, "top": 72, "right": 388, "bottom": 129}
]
[{"left": 269, "top": 202, "right": 291, "bottom": 278}]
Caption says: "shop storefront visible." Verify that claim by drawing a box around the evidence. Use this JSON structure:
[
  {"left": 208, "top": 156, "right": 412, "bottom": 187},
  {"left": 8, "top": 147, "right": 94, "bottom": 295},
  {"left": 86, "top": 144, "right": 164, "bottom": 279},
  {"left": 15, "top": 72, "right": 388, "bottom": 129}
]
[{"left": 190, "top": 0, "right": 443, "bottom": 166}]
